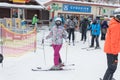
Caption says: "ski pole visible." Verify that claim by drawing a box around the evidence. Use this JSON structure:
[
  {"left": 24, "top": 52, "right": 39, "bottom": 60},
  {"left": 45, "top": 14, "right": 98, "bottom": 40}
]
[
  {"left": 42, "top": 39, "right": 46, "bottom": 65},
  {"left": 86, "top": 30, "right": 91, "bottom": 46},
  {"left": 42, "top": 30, "right": 46, "bottom": 65},
  {"left": 65, "top": 40, "right": 68, "bottom": 64}
]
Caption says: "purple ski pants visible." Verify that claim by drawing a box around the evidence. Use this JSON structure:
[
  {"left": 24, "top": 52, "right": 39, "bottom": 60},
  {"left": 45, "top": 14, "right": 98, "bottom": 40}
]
[{"left": 52, "top": 44, "right": 62, "bottom": 66}]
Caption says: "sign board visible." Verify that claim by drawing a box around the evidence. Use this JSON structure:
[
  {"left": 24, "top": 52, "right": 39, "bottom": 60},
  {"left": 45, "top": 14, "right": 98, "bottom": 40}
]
[
  {"left": 12, "top": 0, "right": 29, "bottom": 3},
  {"left": 63, "top": 4, "right": 91, "bottom": 13}
]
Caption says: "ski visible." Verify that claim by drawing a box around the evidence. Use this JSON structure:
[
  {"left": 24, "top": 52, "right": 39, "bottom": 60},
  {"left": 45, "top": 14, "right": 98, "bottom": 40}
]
[
  {"left": 86, "top": 48, "right": 96, "bottom": 51},
  {"left": 36, "top": 67, "right": 42, "bottom": 69},
  {"left": 31, "top": 68, "right": 74, "bottom": 71},
  {"left": 81, "top": 47, "right": 89, "bottom": 49},
  {"left": 31, "top": 64, "right": 75, "bottom": 71},
  {"left": 81, "top": 47, "right": 95, "bottom": 50},
  {"left": 31, "top": 66, "right": 42, "bottom": 70},
  {"left": 62, "top": 63, "right": 75, "bottom": 67},
  {"left": 34, "top": 64, "right": 75, "bottom": 69},
  {"left": 86, "top": 48, "right": 101, "bottom": 51}
]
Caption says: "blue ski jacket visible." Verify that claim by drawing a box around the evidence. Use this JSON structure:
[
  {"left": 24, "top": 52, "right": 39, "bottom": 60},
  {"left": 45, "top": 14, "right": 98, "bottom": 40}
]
[{"left": 88, "top": 23, "right": 101, "bottom": 36}]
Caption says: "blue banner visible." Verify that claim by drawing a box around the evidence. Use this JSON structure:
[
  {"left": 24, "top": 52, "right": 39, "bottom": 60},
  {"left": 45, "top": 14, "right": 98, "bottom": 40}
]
[{"left": 63, "top": 4, "right": 91, "bottom": 13}]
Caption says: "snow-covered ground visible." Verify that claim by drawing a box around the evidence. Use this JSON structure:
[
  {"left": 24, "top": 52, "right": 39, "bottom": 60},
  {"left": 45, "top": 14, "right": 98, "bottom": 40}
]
[{"left": 0, "top": 27, "right": 120, "bottom": 80}]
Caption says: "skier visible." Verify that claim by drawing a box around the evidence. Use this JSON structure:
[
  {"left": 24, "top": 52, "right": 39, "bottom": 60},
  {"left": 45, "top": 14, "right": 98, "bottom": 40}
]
[
  {"left": 88, "top": 19, "right": 101, "bottom": 49},
  {"left": 79, "top": 17, "right": 90, "bottom": 42},
  {"left": 67, "top": 16, "right": 76, "bottom": 46},
  {"left": 101, "top": 8, "right": 120, "bottom": 80},
  {"left": 46, "top": 17, "right": 67, "bottom": 70},
  {"left": 32, "top": 14, "right": 38, "bottom": 29},
  {"left": 101, "top": 17, "right": 109, "bottom": 40}
]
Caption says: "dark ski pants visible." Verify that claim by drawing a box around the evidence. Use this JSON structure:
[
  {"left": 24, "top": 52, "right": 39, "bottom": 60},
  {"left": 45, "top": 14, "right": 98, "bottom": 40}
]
[
  {"left": 101, "top": 33, "right": 106, "bottom": 40},
  {"left": 90, "top": 35, "right": 99, "bottom": 47},
  {"left": 68, "top": 28, "right": 75, "bottom": 43},
  {"left": 81, "top": 29, "right": 87, "bottom": 41},
  {"left": 103, "top": 54, "right": 118, "bottom": 80},
  {"left": 52, "top": 44, "right": 62, "bottom": 66}
]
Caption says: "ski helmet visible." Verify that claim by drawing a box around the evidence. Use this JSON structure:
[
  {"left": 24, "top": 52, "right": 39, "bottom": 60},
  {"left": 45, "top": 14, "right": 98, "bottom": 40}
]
[
  {"left": 114, "top": 8, "right": 120, "bottom": 20},
  {"left": 55, "top": 17, "right": 62, "bottom": 22},
  {"left": 55, "top": 17, "right": 62, "bottom": 26},
  {"left": 0, "top": 54, "right": 3, "bottom": 63}
]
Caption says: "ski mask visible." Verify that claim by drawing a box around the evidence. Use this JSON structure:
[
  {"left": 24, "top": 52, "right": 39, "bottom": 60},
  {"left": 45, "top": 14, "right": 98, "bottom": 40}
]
[{"left": 55, "top": 20, "right": 61, "bottom": 26}]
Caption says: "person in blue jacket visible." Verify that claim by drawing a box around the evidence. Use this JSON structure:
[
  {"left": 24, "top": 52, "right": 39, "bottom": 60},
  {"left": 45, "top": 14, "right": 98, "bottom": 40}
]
[{"left": 88, "top": 19, "right": 101, "bottom": 49}]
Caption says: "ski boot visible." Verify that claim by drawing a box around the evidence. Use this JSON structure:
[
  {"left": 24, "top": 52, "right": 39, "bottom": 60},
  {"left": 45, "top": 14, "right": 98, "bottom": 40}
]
[
  {"left": 89, "top": 45, "right": 94, "bottom": 48},
  {"left": 95, "top": 46, "right": 100, "bottom": 49},
  {"left": 99, "top": 78, "right": 116, "bottom": 80},
  {"left": 59, "top": 63, "right": 65, "bottom": 67}
]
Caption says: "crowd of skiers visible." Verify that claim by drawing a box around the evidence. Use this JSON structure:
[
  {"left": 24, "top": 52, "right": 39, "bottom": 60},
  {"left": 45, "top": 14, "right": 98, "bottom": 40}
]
[
  {"left": 45, "top": 14, "right": 109, "bottom": 70},
  {"left": 64, "top": 15, "right": 108, "bottom": 48},
  {"left": 0, "top": 8, "right": 120, "bottom": 80},
  {"left": 45, "top": 7, "right": 120, "bottom": 80}
]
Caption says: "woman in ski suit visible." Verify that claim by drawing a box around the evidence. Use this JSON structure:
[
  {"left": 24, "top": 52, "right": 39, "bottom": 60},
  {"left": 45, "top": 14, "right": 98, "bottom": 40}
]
[
  {"left": 46, "top": 17, "right": 67, "bottom": 70},
  {"left": 102, "top": 8, "right": 120, "bottom": 80}
]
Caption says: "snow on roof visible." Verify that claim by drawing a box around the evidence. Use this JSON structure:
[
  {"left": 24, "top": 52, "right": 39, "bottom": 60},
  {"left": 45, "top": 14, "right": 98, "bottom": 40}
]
[
  {"left": 0, "top": 2, "right": 44, "bottom": 9},
  {"left": 42, "top": 0, "right": 120, "bottom": 8},
  {"left": 35, "top": 0, "right": 51, "bottom": 5}
]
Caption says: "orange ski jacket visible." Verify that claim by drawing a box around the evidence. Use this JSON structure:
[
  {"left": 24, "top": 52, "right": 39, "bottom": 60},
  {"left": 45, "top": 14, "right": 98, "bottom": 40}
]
[{"left": 104, "top": 18, "right": 120, "bottom": 55}]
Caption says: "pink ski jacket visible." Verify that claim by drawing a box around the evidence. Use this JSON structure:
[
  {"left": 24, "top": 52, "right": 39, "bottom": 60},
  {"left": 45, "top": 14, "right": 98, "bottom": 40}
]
[{"left": 46, "top": 26, "right": 67, "bottom": 45}]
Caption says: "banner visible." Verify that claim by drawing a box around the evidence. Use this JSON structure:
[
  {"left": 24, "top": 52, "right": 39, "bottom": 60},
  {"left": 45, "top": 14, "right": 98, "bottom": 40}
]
[
  {"left": 63, "top": 4, "right": 91, "bottom": 13},
  {"left": 12, "top": 0, "right": 30, "bottom": 3}
]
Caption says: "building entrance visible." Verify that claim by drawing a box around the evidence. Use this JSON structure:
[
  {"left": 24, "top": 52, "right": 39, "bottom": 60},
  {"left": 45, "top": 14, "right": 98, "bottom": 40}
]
[{"left": 58, "top": 13, "right": 93, "bottom": 27}]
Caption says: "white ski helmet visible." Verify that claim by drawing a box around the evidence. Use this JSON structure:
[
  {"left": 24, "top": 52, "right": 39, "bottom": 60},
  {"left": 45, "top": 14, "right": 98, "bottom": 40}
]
[
  {"left": 55, "top": 17, "right": 62, "bottom": 22},
  {"left": 114, "top": 8, "right": 120, "bottom": 20}
]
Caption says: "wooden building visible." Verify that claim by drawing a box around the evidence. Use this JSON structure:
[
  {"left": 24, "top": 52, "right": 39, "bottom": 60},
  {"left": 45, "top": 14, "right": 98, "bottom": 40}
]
[
  {"left": 0, "top": 0, "right": 49, "bottom": 21},
  {"left": 44, "top": 0, "right": 120, "bottom": 22}
]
